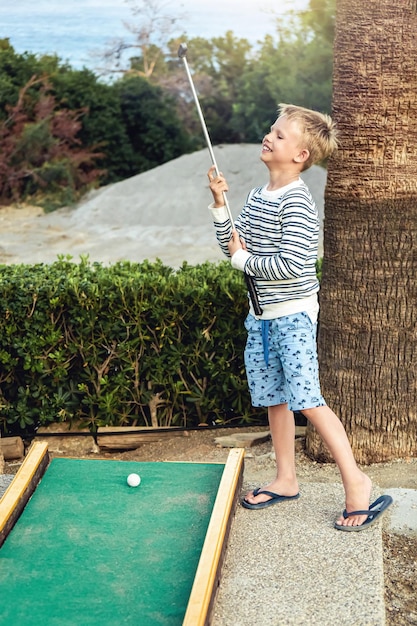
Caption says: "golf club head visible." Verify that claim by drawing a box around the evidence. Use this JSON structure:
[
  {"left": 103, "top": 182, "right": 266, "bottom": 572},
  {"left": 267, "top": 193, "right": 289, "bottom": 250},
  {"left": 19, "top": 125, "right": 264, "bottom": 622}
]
[{"left": 178, "top": 43, "right": 188, "bottom": 59}]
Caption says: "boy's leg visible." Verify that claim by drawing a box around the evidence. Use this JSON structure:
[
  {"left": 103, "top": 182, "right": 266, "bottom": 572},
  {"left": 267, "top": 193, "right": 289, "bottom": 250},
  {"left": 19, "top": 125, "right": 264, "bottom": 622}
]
[
  {"left": 243, "top": 312, "right": 374, "bottom": 525},
  {"left": 244, "top": 403, "right": 299, "bottom": 505},
  {"left": 302, "top": 405, "right": 372, "bottom": 528}
]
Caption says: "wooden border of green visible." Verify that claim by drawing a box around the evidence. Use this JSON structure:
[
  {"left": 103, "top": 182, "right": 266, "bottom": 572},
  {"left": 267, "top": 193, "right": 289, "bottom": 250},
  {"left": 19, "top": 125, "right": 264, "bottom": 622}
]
[
  {"left": 0, "top": 443, "right": 243, "bottom": 624},
  {"left": 183, "top": 447, "right": 245, "bottom": 626},
  {"left": 0, "top": 442, "right": 49, "bottom": 548}
]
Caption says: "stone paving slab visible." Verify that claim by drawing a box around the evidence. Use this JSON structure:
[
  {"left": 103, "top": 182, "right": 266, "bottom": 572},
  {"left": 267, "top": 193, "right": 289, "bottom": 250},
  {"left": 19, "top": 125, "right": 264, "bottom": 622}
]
[
  {"left": 384, "top": 488, "right": 417, "bottom": 535},
  {"left": 214, "top": 431, "right": 271, "bottom": 448}
]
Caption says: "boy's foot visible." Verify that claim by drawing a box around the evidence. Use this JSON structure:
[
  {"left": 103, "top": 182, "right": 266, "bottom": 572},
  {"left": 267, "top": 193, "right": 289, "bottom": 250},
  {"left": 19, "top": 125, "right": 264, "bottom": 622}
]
[
  {"left": 334, "top": 494, "right": 393, "bottom": 532},
  {"left": 335, "top": 473, "right": 373, "bottom": 529},
  {"left": 242, "top": 487, "right": 300, "bottom": 509},
  {"left": 244, "top": 479, "right": 299, "bottom": 507}
]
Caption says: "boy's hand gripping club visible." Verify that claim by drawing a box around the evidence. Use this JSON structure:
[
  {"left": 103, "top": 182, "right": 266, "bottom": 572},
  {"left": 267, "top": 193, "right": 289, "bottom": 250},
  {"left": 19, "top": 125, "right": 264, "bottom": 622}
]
[{"left": 178, "top": 43, "right": 262, "bottom": 317}]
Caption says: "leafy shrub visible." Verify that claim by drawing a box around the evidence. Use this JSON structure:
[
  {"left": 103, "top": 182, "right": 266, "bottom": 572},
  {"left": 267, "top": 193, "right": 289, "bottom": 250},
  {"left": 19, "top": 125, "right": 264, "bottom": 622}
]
[{"left": 0, "top": 258, "right": 266, "bottom": 434}]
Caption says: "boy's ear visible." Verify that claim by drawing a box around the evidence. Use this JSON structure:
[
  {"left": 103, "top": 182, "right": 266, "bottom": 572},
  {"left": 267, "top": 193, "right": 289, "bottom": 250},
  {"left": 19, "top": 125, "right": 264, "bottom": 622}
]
[{"left": 295, "top": 148, "right": 310, "bottom": 164}]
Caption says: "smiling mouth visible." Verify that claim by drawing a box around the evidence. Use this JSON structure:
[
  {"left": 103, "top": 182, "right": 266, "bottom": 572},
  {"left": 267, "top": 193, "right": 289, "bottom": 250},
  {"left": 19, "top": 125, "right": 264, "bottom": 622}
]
[{"left": 262, "top": 143, "right": 272, "bottom": 152}]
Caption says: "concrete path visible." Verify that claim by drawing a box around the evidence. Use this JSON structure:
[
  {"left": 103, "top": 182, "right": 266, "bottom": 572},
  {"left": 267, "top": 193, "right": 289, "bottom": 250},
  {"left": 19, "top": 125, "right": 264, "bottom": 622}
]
[{"left": 212, "top": 482, "right": 387, "bottom": 626}]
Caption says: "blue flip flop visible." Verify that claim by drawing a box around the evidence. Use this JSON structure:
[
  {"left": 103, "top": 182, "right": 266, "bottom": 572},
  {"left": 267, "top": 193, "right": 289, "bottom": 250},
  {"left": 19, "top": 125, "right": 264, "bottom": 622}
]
[
  {"left": 334, "top": 494, "right": 393, "bottom": 532},
  {"left": 242, "top": 487, "right": 300, "bottom": 510}
]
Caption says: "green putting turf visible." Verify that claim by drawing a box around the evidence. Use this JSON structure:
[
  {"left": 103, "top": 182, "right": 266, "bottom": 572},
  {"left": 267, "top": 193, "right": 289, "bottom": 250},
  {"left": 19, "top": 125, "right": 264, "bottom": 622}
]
[{"left": 0, "top": 457, "right": 225, "bottom": 625}]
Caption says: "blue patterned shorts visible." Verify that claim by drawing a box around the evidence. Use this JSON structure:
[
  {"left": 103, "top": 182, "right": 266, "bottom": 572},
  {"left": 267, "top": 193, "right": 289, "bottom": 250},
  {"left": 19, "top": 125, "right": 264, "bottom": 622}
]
[{"left": 244, "top": 312, "right": 326, "bottom": 411}]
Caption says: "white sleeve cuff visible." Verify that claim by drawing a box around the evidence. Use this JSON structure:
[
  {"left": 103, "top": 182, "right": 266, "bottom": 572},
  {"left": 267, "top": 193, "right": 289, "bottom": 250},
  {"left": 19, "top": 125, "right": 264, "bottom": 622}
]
[
  {"left": 231, "top": 248, "right": 251, "bottom": 272},
  {"left": 208, "top": 203, "right": 229, "bottom": 222}
]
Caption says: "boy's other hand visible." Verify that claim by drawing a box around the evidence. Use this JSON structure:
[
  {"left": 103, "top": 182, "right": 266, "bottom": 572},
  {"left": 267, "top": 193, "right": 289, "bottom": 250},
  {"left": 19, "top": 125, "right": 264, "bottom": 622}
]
[
  {"left": 228, "top": 229, "right": 245, "bottom": 256},
  {"left": 207, "top": 165, "right": 229, "bottom": 207}
]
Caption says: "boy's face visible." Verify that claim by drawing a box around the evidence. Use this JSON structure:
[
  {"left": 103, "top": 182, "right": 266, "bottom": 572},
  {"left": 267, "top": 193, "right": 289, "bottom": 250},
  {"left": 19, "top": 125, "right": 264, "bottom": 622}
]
[{"left": 261, "top": 115, "right": 308, "bottom": 170}]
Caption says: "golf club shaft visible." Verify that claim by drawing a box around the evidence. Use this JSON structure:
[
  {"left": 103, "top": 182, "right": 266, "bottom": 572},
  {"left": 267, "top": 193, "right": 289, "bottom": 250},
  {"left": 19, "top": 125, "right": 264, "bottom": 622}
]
[
  {"left": 178, "top": 44, "right": 262, "bottom": 316},
  {"left": 180, "top": 51, "right": 234, "bottom": 224}
]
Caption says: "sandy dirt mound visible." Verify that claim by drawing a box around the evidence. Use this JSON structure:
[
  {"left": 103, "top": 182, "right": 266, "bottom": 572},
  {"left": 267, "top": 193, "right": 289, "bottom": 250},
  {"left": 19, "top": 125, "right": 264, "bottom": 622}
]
[{"left": 0, "top": 144, "right": 326, "bottom": 267}]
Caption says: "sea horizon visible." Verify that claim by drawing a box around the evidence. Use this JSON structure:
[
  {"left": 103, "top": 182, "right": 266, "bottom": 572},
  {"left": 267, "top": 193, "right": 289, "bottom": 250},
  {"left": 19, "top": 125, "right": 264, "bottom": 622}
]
[{"left": 0, "top": 0, "right": 309, "bottom": 72}]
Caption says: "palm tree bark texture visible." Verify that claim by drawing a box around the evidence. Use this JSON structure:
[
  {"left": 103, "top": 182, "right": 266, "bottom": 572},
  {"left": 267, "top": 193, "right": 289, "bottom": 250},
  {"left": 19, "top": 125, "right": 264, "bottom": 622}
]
[{"left": 306, "top": 0, "right": 417, "bottom": 463}]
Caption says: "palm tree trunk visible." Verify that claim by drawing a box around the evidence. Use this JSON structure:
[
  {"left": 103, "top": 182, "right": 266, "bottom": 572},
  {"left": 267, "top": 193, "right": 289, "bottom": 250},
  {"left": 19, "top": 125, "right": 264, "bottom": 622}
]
[{"left": 306, "top": 0, "right": 417, "bottom": 463}]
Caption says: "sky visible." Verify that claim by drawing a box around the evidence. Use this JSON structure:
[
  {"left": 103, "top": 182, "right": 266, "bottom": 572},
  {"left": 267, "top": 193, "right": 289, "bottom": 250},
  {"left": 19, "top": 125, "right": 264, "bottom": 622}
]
[{"left": 0, "top": 0, "right": 310, "bottom": 69}]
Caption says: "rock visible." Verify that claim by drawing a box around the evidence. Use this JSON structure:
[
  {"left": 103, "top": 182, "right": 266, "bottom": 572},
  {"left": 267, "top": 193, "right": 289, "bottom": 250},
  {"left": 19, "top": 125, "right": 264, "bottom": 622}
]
[{"left": 214, "top": 431, "right": 270, "bottom": 448}]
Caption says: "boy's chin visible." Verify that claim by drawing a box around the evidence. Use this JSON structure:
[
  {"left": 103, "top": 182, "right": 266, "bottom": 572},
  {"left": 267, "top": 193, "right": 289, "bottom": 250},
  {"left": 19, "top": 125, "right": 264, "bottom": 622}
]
[{"left": 260, "top": 151, "right": 272, "bottom": 166}]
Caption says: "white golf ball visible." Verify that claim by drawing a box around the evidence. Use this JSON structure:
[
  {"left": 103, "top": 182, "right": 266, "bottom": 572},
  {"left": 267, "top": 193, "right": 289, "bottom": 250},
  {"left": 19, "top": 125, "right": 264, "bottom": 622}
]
[{"left": 127, "top": 473, "right": 141, "bottom": 487}]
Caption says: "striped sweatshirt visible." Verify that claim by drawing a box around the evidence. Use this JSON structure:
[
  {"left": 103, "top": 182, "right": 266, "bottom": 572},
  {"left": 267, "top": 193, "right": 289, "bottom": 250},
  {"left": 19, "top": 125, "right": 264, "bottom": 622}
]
[{"left": 210, "top": 178, "right": 320, "bottom": 321}]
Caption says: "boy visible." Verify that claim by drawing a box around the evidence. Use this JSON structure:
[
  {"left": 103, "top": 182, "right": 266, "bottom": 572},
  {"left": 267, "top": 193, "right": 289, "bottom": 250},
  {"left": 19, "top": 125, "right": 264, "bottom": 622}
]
[{"left": 207, "top": 104, "right": 392, "bottom": 531}]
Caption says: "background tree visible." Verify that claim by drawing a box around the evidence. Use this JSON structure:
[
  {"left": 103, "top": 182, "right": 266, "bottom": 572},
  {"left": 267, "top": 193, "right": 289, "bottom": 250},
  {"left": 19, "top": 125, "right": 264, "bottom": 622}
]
[
  {"left": 166, "top": 33, "right": 253, "bottom": 144},
  {"left": 0, "top": 40, "right": 193, "bottom": 193},
  {"left": 231, "top": 0, "right": 335, "bottom": 142},
  {"left": 0, "top": 39, "right": 55, "bottom": 116},
  {"left": 49, "top": 67, "right": 136, "bottom": 183},
  {"left": 97, "top": 1, "right": 335, "bottom": 146},
  {"left": 96, "top": 0, "right": 182, "bottom": 79},
  {"left": 0, "top": 42, "right": 134, "bottom": 184},
  {"left": 114, "top": 75, "right": 192, "bottom": 173},
  {"left": 306, "top": 0, "right": 417, "bottom": 462},
  {"left": 0, "top": 75, "right": 104, "bottom": 208},
  {"left": 52, "top": 68, "right": 192, "bottom": 181}
]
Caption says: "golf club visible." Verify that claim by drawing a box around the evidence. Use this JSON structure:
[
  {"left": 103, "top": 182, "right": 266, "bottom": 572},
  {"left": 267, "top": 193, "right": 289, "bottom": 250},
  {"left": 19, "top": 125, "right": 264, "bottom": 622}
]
[{"left": 178, "top": 42, "right": 262, "bottom": 316}]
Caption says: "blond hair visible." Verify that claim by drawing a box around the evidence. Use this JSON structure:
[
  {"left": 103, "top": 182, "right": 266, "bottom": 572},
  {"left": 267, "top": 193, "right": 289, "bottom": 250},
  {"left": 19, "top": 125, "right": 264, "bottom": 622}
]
[{"left": 278, "top": 103, "right": 338, "bottom": 170}]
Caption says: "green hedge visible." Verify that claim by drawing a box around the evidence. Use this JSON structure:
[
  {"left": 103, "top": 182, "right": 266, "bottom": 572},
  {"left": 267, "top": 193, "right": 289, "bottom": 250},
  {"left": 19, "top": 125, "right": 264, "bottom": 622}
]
[{"left": 0, "top": 257, "right": 267, "bottom": 434}]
